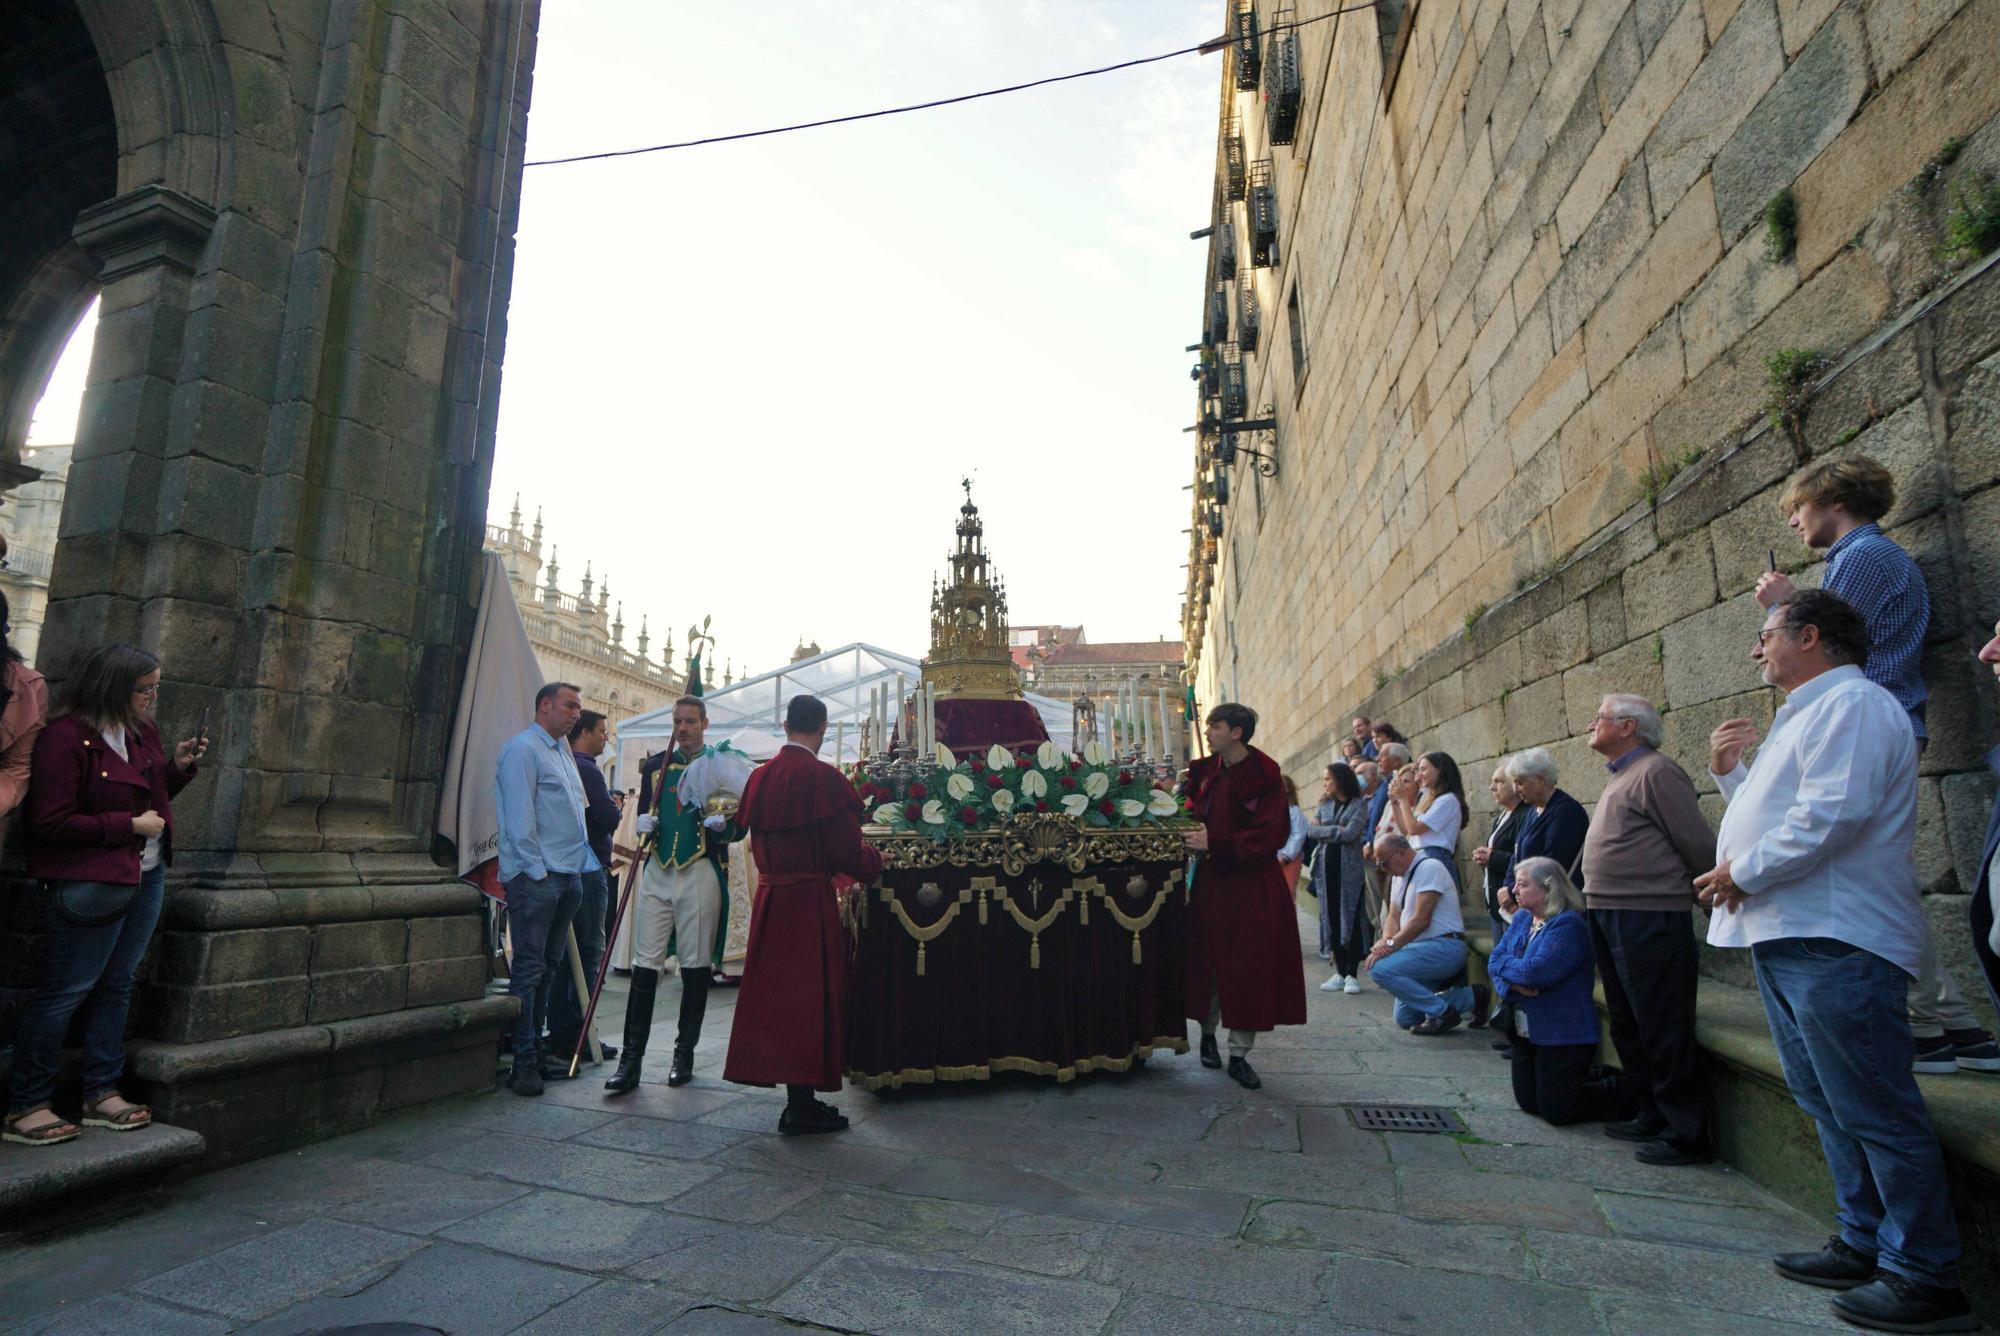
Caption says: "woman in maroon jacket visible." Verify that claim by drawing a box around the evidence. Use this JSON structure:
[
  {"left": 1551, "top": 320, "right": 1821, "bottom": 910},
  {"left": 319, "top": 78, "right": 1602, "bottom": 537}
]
[{"left": 3, "top": 644, "right": 205, "bottom": 1146}]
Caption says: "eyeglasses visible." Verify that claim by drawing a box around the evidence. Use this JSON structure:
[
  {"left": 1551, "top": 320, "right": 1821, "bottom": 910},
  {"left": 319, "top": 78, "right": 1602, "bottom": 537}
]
[
  {"left": 131, "top": 684, "right": 160, "bottom": 698},
  {"left": 1755, "top": 627, "right": 1792, "bottom": 648}
]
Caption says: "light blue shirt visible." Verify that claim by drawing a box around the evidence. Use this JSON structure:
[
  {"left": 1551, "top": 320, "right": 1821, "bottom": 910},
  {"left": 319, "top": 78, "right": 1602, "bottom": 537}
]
[{"left": 495, "top": 723, "right": 601, "bottom": 883}]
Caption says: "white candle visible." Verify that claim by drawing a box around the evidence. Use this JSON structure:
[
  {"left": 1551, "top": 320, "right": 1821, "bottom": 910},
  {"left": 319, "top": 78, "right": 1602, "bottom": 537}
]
[
  {"left": 834, "top": 720, "right": 845, "bottom": 766},
  {"left": 927, "top": 683, "right": 937, "bottom": 755},
  {"left": 896, "top": 676, "right": 906, "bottom": 750},
  {"left": 1143, "top": 695, "right": 1155, "bottom": 759},
  {"left": 1159, "top": 688, "right": 1172, "bottom": 762}
]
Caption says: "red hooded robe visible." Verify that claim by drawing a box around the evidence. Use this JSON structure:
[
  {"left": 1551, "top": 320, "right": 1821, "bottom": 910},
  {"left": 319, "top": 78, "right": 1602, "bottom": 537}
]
[
  {"left": 1183, "top": 746, "right": 1308, "bottom": 1032},
  {"left": 723, "top": 743, "right": 883, "bottom": 1090}
]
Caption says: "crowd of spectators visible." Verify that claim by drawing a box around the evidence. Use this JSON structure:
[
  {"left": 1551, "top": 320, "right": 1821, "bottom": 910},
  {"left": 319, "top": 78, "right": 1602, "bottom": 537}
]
[{"left": 1295, "top": 456, "right": 1997, "bottom": 1331}]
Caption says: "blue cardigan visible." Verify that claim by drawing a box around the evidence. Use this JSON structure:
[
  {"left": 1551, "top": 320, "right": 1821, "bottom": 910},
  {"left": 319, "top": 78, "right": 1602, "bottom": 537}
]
[{"left": 1488, "top": 910, "right": 1598, "bottom": 1048}]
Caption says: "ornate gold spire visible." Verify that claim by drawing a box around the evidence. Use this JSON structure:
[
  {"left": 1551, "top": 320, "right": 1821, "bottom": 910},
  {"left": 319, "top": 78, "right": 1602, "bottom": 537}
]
[{"left": 922, "top": 482, "right": 1020, "bottom": 700}]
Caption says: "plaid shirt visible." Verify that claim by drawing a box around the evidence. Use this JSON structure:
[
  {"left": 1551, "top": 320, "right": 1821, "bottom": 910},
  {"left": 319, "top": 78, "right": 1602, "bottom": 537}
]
[{"left": 1821, "top": 523, "right": 1930, "bottom": 738}]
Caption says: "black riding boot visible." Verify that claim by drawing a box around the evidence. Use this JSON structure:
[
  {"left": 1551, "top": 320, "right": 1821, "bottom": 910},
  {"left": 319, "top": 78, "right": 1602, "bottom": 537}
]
[
  {"left": 604, "top": 966, "right": 659, "bottom": 1095},
  {"left": 669, "top": 966, "right": 711, "bottom": 1087}
]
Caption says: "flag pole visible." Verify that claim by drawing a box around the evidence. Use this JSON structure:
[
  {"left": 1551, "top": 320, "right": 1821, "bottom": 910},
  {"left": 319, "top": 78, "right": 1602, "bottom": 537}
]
[{"left": 569, "top": 840, "right": 647, "bottom": 1078}]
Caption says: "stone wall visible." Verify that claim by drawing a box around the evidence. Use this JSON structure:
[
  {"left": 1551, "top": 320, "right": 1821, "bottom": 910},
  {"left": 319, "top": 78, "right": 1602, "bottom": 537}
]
[{"left": 1189, "top": 0, "right": 2000, "bottom": 988}]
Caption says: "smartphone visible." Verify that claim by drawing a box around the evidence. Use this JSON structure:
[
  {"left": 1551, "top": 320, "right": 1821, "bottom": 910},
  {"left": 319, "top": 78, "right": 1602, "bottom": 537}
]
[{"left": 196, "top": 706, "right": 210, "bottom": 748}]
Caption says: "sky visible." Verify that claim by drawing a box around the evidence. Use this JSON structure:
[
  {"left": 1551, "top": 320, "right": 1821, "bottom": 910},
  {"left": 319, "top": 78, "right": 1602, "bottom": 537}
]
[{"left": 33, "top": 0, "right": 1218, "bottom": 679}]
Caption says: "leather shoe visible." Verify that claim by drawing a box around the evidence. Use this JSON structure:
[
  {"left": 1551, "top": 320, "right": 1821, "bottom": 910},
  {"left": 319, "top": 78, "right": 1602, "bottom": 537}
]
[
  {"left": 603, "top": 1053, "right": 643, "bottom": 1094},
  {"left": 1773, "top": 1236, "right": 1876, "bottom": 1290},
  {"left": 1410, "top": 1010, "right": 1461, "bottom": 1036},
  {"left": 1226, "top": 1056, "right": 1261, "bottom": 1090},
  {"left": 506, "top": 1060, "right": 544, "bottom": 1097},
  {"left": 1831, "top": 1272, "right": 1979, "bottom": 1332},
  {"left": 1466, "top": 984, "right": 1492, "bottom": 1029},
  {"left": 1199, "top": 1034, "right": 1221, "bottom": 1069},
  {"left": 667, "top": 1045, "right": 695, "bottom": 1087},
  {"left": 1634, "top": 1137, "right": 1711, "bottom": 1166},
  {"left": 779, "top": 1102, "right": 850, "bottom": 1136},
  {"left": 1602, "top": 1115, "right": 1666, "bottom": 1143},
  {"left": 536, "top": 1048, "right": 578, "bottom": 1082}
]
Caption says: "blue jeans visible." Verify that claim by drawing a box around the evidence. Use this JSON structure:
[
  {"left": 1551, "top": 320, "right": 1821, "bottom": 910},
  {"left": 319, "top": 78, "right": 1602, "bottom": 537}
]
[
  {"left": 7, "top": 865, "right": 167, "bottom": 1114},
  {"left": 505, "top": 871, "right": 582, "bottom": 1059},
  {"left": 1371, "top": 935, "right": 1472, "bottom": 1026},
  {"left": 540, "top": 866, "right": 608, "bottom": 1045},
  {"left": 1752, "top": 937, "right": 1962, "bottom": 1289}
]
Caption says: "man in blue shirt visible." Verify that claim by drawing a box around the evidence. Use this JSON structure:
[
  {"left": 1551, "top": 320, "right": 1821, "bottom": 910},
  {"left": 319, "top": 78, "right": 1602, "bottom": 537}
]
[
  {"left": 1757, "top": 456, "right": 2000, "bottom": 1077},
  {"left": 540, "top": 708, "right": 622, "bottom": 1070},
  {"left": 495, "top": 681, "right": 600, "bottom": 1096}
]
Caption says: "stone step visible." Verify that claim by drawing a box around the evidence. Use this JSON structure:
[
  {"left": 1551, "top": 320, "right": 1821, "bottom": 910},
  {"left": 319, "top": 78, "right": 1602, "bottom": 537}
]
[{"left": 0, "top": 1120, "right": 206, "bottom": 1216}]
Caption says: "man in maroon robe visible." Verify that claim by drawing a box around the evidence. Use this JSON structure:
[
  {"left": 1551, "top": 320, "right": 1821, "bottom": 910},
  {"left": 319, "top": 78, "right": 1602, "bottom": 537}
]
[
  {"left": 1182, "top": 702, "right": 1307, "bottom": 1089},
  {"left": 723, "top": 694, "right": 882, "bottom": 1135}
]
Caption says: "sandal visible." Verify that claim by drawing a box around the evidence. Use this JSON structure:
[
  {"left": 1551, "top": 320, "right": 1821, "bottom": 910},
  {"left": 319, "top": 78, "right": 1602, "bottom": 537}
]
[
  {"left": 80, "top": 1094, "right": 152, "bottom": 1131},
  {"left": 4, "top": 1107, "right": 81, "bottom": 1147}
]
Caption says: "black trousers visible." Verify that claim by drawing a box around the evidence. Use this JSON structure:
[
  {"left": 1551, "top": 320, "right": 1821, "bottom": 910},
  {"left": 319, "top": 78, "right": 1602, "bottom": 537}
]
[
  {"left": 1510, "top": 1040, "right": 1630, "bottom": 1125},
  {"left": 1331, "top": 889, "right": 1373, "bottom": 978},
  {"left": 1589, "top": 906, "right": 1710, "bottom": 1148}
]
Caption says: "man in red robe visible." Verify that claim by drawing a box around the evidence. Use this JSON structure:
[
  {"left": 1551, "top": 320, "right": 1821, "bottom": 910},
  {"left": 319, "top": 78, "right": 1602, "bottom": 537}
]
[
  {"left": 722, "top": 694, "right": 882, "bottom": 1134},
  {"left": 1182, "top": 701, "right": 1307, "bottom": 1089}
]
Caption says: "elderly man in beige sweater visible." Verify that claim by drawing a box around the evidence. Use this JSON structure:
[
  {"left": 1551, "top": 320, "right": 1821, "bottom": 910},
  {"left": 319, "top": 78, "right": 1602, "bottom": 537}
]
[{"left": 1583, "top": 693, "right": 1718, "bottom": 1167}]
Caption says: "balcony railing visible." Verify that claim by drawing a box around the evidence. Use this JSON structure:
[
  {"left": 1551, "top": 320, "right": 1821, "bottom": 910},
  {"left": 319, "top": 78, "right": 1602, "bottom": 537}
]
[
  {"left": 1237, "top": 270, "right": 1260, "bottom": 353},
  {"left": 3, "top": 546, "right": 54, "bottom": 580},
  {"left": 1249, "top": 158, "right": 1279, "bottom": 267},
  {"left": 1221, "top": 115, "right": 1246, "bottom": 200},
  {"left": 1209, "top": 287, "right": 1230, "bottom": 346},
  {"left": 1233, "top": 1, "right": 1261, "bottom": 89},
  {"left": 1221, "top": 359, "right": 1248, "bottom": 420},
  {"left": 1216, "top": 210, "right": 1236, "bottom": 271},
  {"left": 1265, "top": 10, "right": 1302, "bottom": 146}
]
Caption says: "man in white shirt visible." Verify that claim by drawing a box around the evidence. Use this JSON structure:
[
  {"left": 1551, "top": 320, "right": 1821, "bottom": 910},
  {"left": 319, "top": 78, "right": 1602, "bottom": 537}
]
[
  {"left": 1697, "top": 590, "right": 1974, "bottom": 1334},
  {"left": 1365, "top": 834, "right": 1483, "bottom": 1036}
]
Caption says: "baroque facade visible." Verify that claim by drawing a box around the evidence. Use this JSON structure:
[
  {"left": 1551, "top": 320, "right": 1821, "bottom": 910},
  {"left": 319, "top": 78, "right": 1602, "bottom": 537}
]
[
  {"left": 483, "top": 496, "right": 679, "bottom": 726},
  {"left": 0, "top": 440, "right": 71, "bottom": 666}
]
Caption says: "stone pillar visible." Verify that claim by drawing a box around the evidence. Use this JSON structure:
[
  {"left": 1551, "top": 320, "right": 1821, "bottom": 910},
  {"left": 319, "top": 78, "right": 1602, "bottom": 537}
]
[{"left": 0, "top": 0, "right": 542, "bottom": 1161}]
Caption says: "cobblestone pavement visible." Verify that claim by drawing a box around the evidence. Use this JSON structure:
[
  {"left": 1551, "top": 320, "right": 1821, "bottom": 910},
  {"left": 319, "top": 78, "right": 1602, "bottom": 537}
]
[{"left": 1, "top": 914, "right": 1856, "bottom": 1335}]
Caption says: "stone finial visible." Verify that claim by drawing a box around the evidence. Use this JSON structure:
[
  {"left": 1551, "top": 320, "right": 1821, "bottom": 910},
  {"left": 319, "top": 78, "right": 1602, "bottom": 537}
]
[
  {"left": 637, "top": 615, "right": 650, "bottom": 658},
  {"left": 612, "top": 601, "right": 625, "bottom": 646},
  {"left": 580, "top": 560, "right": 593, "bottom": 602},
  {"left": 509, "top": 493, "right": 522, "bottom": 533},
  {"left": 544, "top": 547, "right": 559, "bottom": 599},
  {"left": 531, "top": 507, "right": 543, "bottom": 552}
]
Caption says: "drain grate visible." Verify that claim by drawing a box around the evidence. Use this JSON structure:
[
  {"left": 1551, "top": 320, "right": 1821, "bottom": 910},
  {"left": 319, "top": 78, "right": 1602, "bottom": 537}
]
[{"left": 1348, "top": 1104, "right": 1462, "bottom": 1134}]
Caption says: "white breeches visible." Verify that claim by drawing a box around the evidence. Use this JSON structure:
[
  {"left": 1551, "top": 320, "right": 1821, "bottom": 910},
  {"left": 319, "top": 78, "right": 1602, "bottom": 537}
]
[{"left": 632, "top": 855, "right": 723, "bottom": 971}]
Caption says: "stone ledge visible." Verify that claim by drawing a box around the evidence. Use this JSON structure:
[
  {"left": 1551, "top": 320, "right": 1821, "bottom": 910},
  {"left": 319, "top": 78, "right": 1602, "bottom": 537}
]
[
  {"left": 0, "top": 1121, "right": 205, "bottom": 1216},
  {"left": 160, "top": 881, "right": 483, "bottom": 931},
  {"left": 125, "top": 995, "right": 516, "bottom": 1083}
]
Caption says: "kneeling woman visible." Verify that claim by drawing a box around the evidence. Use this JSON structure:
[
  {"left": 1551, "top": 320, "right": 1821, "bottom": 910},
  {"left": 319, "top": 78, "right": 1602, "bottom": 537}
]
[{"left": 1489, "top": 857, "right": 1631, "bottom": 1126}]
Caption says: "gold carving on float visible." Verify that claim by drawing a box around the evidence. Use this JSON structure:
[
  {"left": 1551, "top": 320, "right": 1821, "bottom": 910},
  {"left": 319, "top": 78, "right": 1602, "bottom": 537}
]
[
  {"left": 970, "top": 875, "right": 995, "bottom": 925},
  {"left": 921, "top": 483, "right": 1022, "bottom": 702},
  {"left": 862, "top": 813, "right": 1192, "bottom": 874},
  {"left": 879, "top": 883, "right": 971, "bottom": 977}
]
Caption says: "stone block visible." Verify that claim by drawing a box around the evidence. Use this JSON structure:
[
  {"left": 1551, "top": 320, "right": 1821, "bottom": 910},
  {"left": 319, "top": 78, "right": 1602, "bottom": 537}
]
[
  {"left": 409, "top": 914, "right": 483, "bottom": 961},
  {"left": 1548, "top": 164, "right": 1653, "bottom": 350},
  {"left": 152, "top": 927, "right": 312, "bottom": 986},
  {"left": 1519, "top": 602, "right": 1591, "bottom": 682},
  {"left": 1947, "top": 347, "right": 2000, "bottom": 495},
  {"left": 379, "top": 1039, "right": 496, "bottom": 1110},
  {"left": 1504, "top": 675, "right": 1569, "bottom": 749},
  {"left": 1653, "top": 427, "right": 1793, "bottom": 548},
  {"left": 1644, "top": 0, "right": 1786, "bottom": 223},
  {"left": 1707, "top": 479, "right": 1795, "bottom": 596},
  {"left": 1584, "top": 177, "right": 1722, "bottom": 385},
  {"left": 1791, "top": 0, "right": 2000, "bottom": 274},
  {"left": 406, "top": 956, "right": 487, "bottom": 1007},
  {"left": 1681, "top": 227, "right": 1801, "bottom": 378},
  {"left": 311, "top": 919, "right": 408, "bottom": 972},
  {"left": 308, "top": 964, "right": 410, "bottom": 1023},
  {"left": 1915, "top": 776, "right": 1955, "bottom": 893},
  {"left": 1563, "top": 638, "right": 1670, "bottom": 734},
  {"left": 1623, "top": 530, "right": 1720, "bottom": 637},
  {"left": 1941, "top": 768, "right": 2000, "bottom": 896},
  {"left": 1660, "top": 687, "right": 1778, "bottom": 792},
  {"left": 1712, "top": 8, "right": 1871, "bottom": 240},
  {"left": 1799, "top": 323, "right": 1926, "bottom": 458},
  {"left": 1776, "top": 0, "right": 1841, "bottom": 54},
  {"left": 1661, "top": 592, "right": 1769, "bottom": 708},
  {"left": 1863, "top": 0, "right": 1970, "bottom": 81},
  {"left": 142, "top": 977, "right": 310, "bottom": 1044},
  {"left": 1587, "top": 578, "right": 1629, "bottom": 654},
  {"left": 1464, "top": 636, "right": 1524, "bottom": 707},
  {"left": 1917, "top": 644, "right": 1989, "bottom": 774}
]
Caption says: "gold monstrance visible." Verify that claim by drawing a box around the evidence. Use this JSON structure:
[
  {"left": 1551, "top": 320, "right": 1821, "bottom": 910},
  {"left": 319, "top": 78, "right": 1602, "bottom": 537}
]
[{"left": 922, "top": 482, "right": 1021, "bottom": 701}]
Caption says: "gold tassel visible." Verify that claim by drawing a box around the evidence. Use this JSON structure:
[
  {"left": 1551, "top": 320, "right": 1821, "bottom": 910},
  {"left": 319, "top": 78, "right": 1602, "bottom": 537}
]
[
  {"left": 978, "top": 888, "right": 988, "bottom": 925},
  {"left": 1131, "top": 931, "right": 1142, "bottom": 965},
  {"left": 1030, "top": 936, "right": 1040, "bottom": 970},
  {"left": 1079, "top": 891, "right": 1090, "bottom": 926},
  {"left": 917, "top": 942, "right": 927, "bottom": 976}
]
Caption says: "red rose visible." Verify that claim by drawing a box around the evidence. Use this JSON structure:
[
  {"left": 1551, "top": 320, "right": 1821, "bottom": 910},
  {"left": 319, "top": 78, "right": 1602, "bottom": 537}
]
[
  {"left": 1118, "top": 770, "right": 1132, "bottom": 785},
  {"left": 909, "top": 782, "right": 927, "bottom": 800},
  {"left": 970, "top": 758, "right": 984, "bottom": 772},
  {"left": 905, "top": 801, "right": 923, "bottom": 820},
  {"left": 1070, "top": 758, "right": 1082, "bottom": 770},
  {"left": 1036, "top": 800, "right": 1049, "bottom": 813},
  {"left": 959, "top": 805, "right": 979, "bottom": 824},
  {"left": 985, "top": 772, "right": 1005, "bottom": 789},
  {"left": 1097, "top": 800, "right": 1116, "bottom": 817},
  {"left": 1058, "top": 776, "right": 1077, "bottom": 790}
]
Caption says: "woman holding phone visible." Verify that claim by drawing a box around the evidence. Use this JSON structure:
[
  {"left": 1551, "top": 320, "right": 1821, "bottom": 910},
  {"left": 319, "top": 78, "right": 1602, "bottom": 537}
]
[{"left": 4, "top": 644, "right": 206, "bottom": 1146}]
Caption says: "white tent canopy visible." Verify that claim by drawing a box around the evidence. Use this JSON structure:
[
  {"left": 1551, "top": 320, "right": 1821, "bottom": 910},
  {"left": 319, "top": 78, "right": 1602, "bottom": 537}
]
[{"left": 611, "top": 642, "right": 1077, "bottom": 776}]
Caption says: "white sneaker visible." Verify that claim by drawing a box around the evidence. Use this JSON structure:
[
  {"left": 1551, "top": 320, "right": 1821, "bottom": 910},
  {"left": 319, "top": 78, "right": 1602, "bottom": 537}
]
[
  {"left": 1320, "top": 974, "right": 1346, "bottom": 992},
  {"left": 1343, "top": 977, "right": 1362, "bottom": 994}
]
